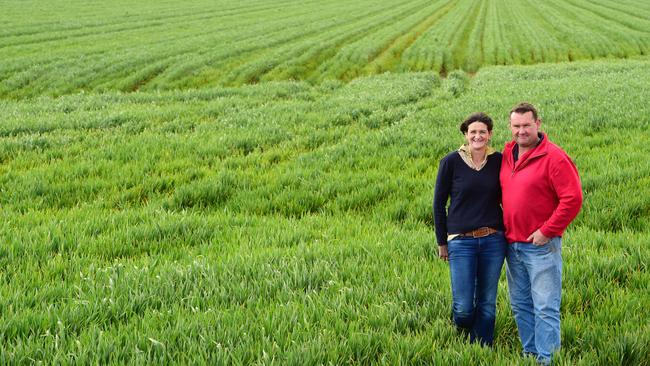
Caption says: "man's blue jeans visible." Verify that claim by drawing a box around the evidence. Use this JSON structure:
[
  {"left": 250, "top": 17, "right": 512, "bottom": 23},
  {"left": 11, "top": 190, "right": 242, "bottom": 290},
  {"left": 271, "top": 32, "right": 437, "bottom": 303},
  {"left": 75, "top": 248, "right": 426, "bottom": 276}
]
[
  {"left": 506, "top": 237, "right": 562, "bottom": 364},
  {"left": 447, "top": 232, "right": 507, "bottom": 346}
]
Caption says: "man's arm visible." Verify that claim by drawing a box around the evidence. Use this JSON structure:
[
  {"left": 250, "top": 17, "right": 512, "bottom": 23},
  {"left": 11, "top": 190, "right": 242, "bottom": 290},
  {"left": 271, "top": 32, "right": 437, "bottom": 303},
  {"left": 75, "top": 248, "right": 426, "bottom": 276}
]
[{"left": 539, "top": 154, "right": 583, "bottom": 238}]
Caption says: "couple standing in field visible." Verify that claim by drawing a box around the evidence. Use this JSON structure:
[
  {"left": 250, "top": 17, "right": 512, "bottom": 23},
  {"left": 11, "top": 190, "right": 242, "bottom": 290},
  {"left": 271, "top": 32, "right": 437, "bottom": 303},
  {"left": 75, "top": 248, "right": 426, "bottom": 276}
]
[{"left": 433, "top": 102, "right": 583, "bottom": 365}]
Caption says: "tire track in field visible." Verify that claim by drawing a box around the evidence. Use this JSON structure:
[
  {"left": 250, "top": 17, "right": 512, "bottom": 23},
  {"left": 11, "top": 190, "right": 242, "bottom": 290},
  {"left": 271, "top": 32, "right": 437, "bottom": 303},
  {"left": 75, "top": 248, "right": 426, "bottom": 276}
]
[
  {"left": 334, "top": 0, "right": 455, "bottom": 79},
  {"left": 447, "top": 0, "right": 483, "bottom": 72},
  {"left": 463, "top": 0, "right": 489, "bottom": 72},
  {"left": 362, "top": 0, "right": 457, "bottom": 75},
  {"left": 256, "top": 1, "right": 435, "bottom": 83},
  {"left": 480, "top": 0, "right": 511, "bottom": 66},
  {"left": 414, "top": 0, "right": 476, "bottom": 75},
  {"left": 303, "top": 0, "right": 444, "bottom": 82},
  {"left": 216, "top": 1, "right": 432, "bottom": 85}
]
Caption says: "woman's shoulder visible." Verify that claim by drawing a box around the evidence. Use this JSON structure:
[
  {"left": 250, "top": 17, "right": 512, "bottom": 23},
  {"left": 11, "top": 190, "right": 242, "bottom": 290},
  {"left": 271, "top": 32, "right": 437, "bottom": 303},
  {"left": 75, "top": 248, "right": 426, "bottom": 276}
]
[
  {"left": 489, "top": 151, "right": 503, "bottom": 160},
  {"left": 442, "top": 150, "right": 462, "bottom": 161},
  {"left": 438, "top": 150, "right": 462, "bottom": 167}
]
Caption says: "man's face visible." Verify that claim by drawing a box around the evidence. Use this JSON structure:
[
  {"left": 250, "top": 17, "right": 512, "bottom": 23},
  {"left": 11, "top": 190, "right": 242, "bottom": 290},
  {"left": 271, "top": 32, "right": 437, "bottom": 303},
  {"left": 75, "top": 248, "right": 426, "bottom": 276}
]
[{"left": 510, "top": 111, "right": 540, "bottom": 149}]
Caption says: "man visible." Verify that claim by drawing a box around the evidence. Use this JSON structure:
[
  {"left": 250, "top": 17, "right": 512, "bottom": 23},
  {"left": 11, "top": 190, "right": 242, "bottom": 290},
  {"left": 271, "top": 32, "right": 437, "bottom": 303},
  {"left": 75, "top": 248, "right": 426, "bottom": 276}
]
[{"left": 500, "top": 102, "right": 582, "bottom": 364}]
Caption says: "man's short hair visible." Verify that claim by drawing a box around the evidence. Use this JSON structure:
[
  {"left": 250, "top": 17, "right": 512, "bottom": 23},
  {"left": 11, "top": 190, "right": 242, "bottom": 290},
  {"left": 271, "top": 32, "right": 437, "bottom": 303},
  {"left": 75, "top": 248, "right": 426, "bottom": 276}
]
[
  {"left": 460, "top": 112, "right": 493, "bottom": 133},
  {"left": 510, "top": 102, "right": 538, "bottom": 120}
]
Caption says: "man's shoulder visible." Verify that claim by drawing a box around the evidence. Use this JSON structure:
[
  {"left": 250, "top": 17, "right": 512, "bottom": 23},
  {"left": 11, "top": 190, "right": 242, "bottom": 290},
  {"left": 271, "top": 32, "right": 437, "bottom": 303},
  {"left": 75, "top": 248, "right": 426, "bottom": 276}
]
[
  {"left": 545, "top": 140, "right": 572, "bottom": 159},
  {"left": 542, "top": 139, "right": 579, "bottom": 172}
]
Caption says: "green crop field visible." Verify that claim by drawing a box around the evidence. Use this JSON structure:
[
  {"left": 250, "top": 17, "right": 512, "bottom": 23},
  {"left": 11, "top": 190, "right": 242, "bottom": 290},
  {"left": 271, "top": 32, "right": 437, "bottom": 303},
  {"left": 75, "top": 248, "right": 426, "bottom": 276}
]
[
  {"left": 3, "top": 0, "right": 650, "bottom": 96},
  {"left": 1, "top": 0, "right": 649, "bottom": 364}
]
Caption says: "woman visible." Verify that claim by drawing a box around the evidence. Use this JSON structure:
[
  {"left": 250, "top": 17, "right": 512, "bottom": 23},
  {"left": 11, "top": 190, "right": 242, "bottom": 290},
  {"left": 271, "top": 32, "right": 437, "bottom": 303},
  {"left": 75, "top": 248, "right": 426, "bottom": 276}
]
[{"left": 433, "top": 112, "right": 507, "bottom": 346}]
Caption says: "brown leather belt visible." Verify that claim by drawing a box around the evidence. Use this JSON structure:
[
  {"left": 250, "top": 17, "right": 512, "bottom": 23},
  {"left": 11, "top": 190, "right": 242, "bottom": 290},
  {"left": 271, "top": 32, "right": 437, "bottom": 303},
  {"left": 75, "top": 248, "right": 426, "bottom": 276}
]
[{"left": 459, "top": 227, "right": 498, "bottom": 238}]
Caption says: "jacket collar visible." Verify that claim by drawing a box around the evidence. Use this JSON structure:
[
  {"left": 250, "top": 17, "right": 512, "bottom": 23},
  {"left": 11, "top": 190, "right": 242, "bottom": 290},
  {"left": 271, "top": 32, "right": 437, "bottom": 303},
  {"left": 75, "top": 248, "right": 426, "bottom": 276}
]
[
  {"left": 458, "top": 144, "right": 496, "bottom": 171},
  {"left": 504, "top": 132, "right": 548, "bottom": 170}
]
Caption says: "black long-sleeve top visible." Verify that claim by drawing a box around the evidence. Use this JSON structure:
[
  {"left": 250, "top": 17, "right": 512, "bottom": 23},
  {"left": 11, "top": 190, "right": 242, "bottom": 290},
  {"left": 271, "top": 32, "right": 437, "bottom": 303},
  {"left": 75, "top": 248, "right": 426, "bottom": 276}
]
[{"left": 433, "top": 151, "right": 504, "bottom": 245}]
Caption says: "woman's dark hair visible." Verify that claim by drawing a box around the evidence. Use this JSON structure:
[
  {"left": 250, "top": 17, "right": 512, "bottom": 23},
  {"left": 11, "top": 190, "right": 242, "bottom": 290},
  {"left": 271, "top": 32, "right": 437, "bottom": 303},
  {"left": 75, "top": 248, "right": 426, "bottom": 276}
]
[{"left": 459, "top": 112, "right": 493, "bottom": 133}]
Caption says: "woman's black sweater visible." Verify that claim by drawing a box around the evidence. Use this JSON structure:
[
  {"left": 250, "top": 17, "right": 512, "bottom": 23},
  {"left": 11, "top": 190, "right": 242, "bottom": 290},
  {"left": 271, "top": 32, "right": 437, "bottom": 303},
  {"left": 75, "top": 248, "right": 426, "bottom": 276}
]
[{"left": 433, "top": 151, "right": 504, "bottom": 245}]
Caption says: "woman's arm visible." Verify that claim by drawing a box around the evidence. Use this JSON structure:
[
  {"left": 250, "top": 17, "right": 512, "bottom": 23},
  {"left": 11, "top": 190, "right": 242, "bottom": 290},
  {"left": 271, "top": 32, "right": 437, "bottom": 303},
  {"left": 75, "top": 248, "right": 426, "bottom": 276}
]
[{"left": 433, "top": 155, "right": 452, "bottom": 246}]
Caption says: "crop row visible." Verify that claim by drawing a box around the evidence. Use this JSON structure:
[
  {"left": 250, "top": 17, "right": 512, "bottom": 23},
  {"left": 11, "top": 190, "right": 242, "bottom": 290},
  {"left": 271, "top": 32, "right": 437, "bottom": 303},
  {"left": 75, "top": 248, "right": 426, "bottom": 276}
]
[{"left": 2, "top": 0, "right": 650, "bottom": 96}]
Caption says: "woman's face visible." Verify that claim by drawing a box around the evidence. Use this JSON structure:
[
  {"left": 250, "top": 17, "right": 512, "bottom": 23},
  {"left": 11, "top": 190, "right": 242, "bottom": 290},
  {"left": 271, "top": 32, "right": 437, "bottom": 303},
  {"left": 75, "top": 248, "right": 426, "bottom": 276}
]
[{"left": 465, "top": 121, "right": 492, "bottom": 151}]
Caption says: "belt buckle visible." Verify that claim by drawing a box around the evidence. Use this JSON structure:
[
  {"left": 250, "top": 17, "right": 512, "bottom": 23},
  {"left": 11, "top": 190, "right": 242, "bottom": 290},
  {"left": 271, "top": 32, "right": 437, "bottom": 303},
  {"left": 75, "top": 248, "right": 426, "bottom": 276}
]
[{"left": 474, "top": 227, "right": 490, "bottom": 238}]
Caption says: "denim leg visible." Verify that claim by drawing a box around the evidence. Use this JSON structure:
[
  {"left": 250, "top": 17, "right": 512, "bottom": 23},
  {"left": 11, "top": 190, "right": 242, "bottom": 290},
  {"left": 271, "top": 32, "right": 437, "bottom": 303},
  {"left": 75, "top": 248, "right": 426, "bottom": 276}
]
[
  {"left": 506, "top": 243, "right": 537, "bottom": 355},
  {"left": 528, "top": 237, "right": 562, "bottom": 363},
  {"left": 447, "top": 238, "right": 477, "bottom": 333},
  {"left": 472, "top": 233, "right": 507, "bottom": 346}
]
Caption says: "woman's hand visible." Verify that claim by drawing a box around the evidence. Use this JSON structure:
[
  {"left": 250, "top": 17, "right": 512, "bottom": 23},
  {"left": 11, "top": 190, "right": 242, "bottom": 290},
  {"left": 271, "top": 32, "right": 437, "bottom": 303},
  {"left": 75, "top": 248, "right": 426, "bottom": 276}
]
[{"left": 438, "top": 245, "right": 449, "bottom": 261}]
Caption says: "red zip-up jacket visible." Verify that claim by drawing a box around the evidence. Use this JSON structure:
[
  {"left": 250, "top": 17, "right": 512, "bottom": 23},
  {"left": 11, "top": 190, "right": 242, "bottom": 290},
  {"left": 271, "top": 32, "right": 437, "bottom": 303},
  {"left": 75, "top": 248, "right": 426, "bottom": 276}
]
[{"left": 500, "top": 133, "right": 583, "bottom": 244}]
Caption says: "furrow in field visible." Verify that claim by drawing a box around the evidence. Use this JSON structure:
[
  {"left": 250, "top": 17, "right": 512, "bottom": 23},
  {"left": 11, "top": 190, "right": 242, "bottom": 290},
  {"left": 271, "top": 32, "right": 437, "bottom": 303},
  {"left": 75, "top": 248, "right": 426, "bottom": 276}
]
[
  {"left": 481, "top": 0, "right": 508, "bottom": 65},
  {"left": 462, "top": 0, "right": 489, "bottom": 72},
  {"left": 491, "top": 0, "right": 514, "bottom": 65},
  {"left": 304, "top": 0, "right": 450, "bottom": 81},
  {"left": 314, "top": 0, "right": 461, "bottom": 81},
  {"left": 146, "top": 1, "right": 392, "bottom": 85},
  {"left": 398, "top": 0, "right": 477, "bottom": 74},
  {"left": 446, "top": 0, "right": 484, "bottom": 72},
  {"left": 256, "top": 2, "right": 424, "bottom": 83},
  {"left": 362, "top": 0, "right": 456, "bottom": 75},
  {"left": 493, "top": 0, "right": 535, "bottom": 65},
  {"left": 218, "top": 0, "right": 434, "bottom": 85}
]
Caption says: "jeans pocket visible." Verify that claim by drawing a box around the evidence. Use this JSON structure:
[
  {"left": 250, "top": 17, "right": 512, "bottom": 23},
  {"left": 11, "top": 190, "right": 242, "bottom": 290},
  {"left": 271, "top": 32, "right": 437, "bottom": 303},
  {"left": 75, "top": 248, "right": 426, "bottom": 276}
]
[
  {"left": 532, "top": 242, "right": 553, "bottom": 254},
  {"left": 548, "top": 237, "right": 562, "bottom": 253},
  {"left": 539, "top": 237, "right": 561, "bottom": 254},
  {"left": 447, "top": 237, "right": 467, "bottom": 256},
  {"left": 447, "top": 239, "right": 457, "bottom": 255}
]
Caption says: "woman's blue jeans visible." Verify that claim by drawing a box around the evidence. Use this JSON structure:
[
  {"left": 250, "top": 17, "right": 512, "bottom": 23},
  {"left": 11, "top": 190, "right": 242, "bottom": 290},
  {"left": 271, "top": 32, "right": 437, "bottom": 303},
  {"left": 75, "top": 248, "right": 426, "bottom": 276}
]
[{"left": 447, "top": 232, "right": 507, "bottom": 346}]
